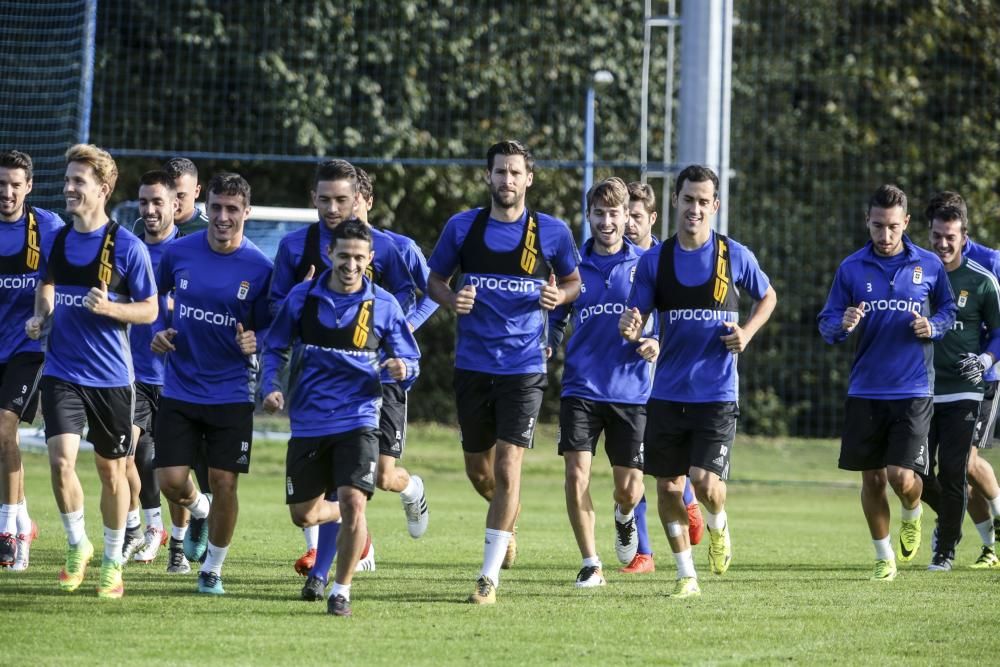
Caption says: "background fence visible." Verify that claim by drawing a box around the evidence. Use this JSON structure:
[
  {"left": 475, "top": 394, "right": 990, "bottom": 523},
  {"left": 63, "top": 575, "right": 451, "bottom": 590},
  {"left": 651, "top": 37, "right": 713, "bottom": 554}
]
[{"left": 2, "top": 0, "right": 999, "bottom": 436}]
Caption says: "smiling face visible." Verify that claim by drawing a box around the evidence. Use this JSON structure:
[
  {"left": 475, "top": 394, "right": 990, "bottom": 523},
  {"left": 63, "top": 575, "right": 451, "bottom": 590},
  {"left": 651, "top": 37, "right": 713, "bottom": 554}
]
[
  {"left": 63, "top": 161, "right": 110, "bottom": 221},
  {"left": 138, "top": 182, "right": 177, "bottom": 240},
  {"left": 313, "top": 179, "right": 359, "bottom": 231},
  {"left": 206, "top": 190, "right": 250, "bottom": 251},
  {"left": 327, "top": 237, "right": 374, "bottom": 293},
  {"left": 0, "top": 166, "right": 31, "bottom": 222},
  {"left": 929, "top": 217, "right": 965, "bottom": 270},
  {"left": 672, "top": 177, "right": 719, "bottom": 246},
  {"left": 866, "top": 205, "right": 909, "bottom": 257},
  {"left": 589, "top": 200, "right": 626, "bottom": 255}
]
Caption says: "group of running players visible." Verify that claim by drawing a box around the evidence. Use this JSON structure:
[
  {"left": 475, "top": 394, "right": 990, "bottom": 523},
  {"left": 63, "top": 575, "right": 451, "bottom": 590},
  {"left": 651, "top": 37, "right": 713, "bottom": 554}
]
[{"left": 0, "top": 139, "right": 995, "bottom": 617}]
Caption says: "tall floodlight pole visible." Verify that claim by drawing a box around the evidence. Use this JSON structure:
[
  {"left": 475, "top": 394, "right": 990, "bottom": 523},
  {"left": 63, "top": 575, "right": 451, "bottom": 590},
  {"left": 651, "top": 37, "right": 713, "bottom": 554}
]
[{"left": 581, "top": 70, "right": 615, "bottom": 243}]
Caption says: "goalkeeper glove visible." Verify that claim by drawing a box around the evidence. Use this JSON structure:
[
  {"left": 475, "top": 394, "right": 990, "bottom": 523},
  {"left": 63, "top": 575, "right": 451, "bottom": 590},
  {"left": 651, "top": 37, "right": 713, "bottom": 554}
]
[{"left": 956, "top": 352, "right": 993, "bottom": 385}]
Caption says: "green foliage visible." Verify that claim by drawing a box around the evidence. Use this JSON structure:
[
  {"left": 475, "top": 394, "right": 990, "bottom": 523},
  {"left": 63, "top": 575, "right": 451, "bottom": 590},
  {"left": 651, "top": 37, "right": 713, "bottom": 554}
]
[{"left": 92, "top": 1, "right": 1000, "bottom": 434}]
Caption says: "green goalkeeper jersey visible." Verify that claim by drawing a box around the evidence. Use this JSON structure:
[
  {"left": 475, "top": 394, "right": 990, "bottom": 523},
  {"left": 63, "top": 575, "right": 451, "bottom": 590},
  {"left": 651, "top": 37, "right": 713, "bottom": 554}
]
[{"left": 934, "top": 258, "right": 1000, "bottom": 401}]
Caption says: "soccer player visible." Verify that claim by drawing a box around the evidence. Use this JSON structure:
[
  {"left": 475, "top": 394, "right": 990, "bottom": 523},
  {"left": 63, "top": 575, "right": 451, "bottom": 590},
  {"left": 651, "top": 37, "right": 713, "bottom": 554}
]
[
  {"left": 620, "top": 181, "right": 704, "bottom": 575},
  {"left": 926, "top": 191, "right": 1000, "bottom": 567},
  {"left": 427, "top": 139, "right": 581, "bottom": 604},
  {"left": 0, "top": 150, "right": 63, "bottom": 570},
  {"left": 920, "top": 204, "right": 1000, "bottom": 571},
  {"left": 163, "top": 157, "right": 209, "bottom": 234},
  {"left": 818, "top": 184, "right": 956, "bottom": 582},
  {"left": 548, "top": 177, "right": 654, "bottom": 587},
  {"left": 270, "top": 160, "right": 414, "bottom": 582},
  {"left": 152, "top": 172, "right": 273, "bottom": 595},
  {"left": 26, "top": 144, "right": 157, "bottom": 598},
  {"left": 126, "top": 171, "right": 183, "bottom": 568},
  {"left": 620, "top": 165, "right": 776, "bottom": 598},
  {"left": 262, "top": 219, "right": 420, "bottom": 617}
]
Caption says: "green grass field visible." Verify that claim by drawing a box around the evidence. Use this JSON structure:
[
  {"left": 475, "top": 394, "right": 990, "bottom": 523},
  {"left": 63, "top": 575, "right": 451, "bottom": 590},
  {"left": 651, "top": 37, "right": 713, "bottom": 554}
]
[{"left": 5, "top": 423, "right": 999, "bottom": 665}]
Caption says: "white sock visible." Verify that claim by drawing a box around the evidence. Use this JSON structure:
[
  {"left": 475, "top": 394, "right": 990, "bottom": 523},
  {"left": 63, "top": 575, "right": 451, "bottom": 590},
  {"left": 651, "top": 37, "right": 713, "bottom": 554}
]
[
  {"left": 673, "top": 548, "right": 697, "bottom": 579},
  {"left": 582, "top": 555, "right": 601, "bottom": 568},
  {"left": 480, "top": 528, "right": 512, "bottom": 587},
  {"left": 330, "top": 582, "right": 351, "bottom": 600},
  {"left": 303, "top": 524, "right": 319, "bottom": 550},
  {"left": 987, "top": 494, "right": 1000, "bottom": 517},
  {"left": 900, "top": 503, "right": 922, "bottom": 521},
  {"left": 201, "top": 540, "right": 229, "bottom": 576},
  {"left": 16, "top": 499, "right": 30, "bottom": 535},
  {"left": 185, "top": 493, "right": 210, "bottom": 520},
  {"left": 126, "top": 509, "right": 141, "bottom": 530},
  {"left": 400, "top": 475, "right": 421, "bottom": 503},
  {"left": 975, "top": 518, "right": 996, "bottom": 547},
  {"left": 61, "top": 510, "right": 86, "bottom": 546},
  {"left": 0, "top": 504, "right": 16, "bottom": 534},
  {"left": 143, "top": 507, "right": 163, "bottom": 531},
  {"left": 873, "top": 536, "right": 894, "bottom": 561},
  {"left": 171, "top": 524, "right": 188, "bottom": 541},
  {"left": 104, "top": 526, "right": 125, "bottom": 564},
  {"left": 704, "top": 509, "right": 727, "bottom": 531},
  {"left": 614, "top": 504, "right": 634, "bottom": 523}
]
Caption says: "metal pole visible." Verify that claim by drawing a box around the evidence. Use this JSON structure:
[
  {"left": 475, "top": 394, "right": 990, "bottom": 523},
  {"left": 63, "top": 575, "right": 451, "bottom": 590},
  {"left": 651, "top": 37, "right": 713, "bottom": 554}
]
[
  {"left": 77, "top": 0, "right": 98, "bottom": 143},
  {"left": 582, "top": 84, "right": 595, "bottom": 243}
]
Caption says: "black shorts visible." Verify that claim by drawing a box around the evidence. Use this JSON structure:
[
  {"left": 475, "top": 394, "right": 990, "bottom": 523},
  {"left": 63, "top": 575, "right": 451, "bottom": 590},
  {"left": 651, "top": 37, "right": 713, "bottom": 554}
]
[
  {"left": 839, "top": 397, "right": 932, "bottom": 473},
  {"left": 285, "top": 428, "right": 379, "bottom": 503},
  {"left": 154, "top": 397, "right": 254, "bottom": 474},
  {"left": 643, "top": 399, "right": 738, "bottom": 480},
  {"left": 558, "top": 397, "right": 645, "bottom": 469},
  {"left": 133, "top": 381, "right": 162, "bottom": 435},
  {"left": 40, "top": 376, "right": 135, "bottom": 459},
  {"left": 0, "top": 352, "right": 43, "bottom": 423},
  {"left": 973, "top": 381, "right": 999, "bottom": 449},
  {"left": 378, "top": 382, "right": 408, "bottom": 458},
  {"left": 928, "top": 399, "right": 980, "bottom": 471},
  {"left": 453, "top": 369, "right": 546, "bottom": 453}
]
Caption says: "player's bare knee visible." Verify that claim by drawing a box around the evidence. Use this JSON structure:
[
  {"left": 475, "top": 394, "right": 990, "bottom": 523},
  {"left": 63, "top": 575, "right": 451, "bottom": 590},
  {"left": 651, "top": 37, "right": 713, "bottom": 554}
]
[{"left": 207, "top": 469, "right": 238, "bottom": 497}]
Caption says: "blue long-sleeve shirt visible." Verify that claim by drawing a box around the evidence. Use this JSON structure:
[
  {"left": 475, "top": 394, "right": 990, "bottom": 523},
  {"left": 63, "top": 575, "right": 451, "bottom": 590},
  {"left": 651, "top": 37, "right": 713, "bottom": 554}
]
[
  {"left": 379, "top": 227, "right": 439, "bottom": 330},
  {"left": 261, "top": 274, "right": 420, "bottom": 438},
  {"left": 818, "top": 237, "right": 957, "bottom": 399},
  {"left": 550, "top": 238, "right": 655, "bottom": 404},
  {"left": 964, "top": 237, "right": 1000, "bottom": 381}
]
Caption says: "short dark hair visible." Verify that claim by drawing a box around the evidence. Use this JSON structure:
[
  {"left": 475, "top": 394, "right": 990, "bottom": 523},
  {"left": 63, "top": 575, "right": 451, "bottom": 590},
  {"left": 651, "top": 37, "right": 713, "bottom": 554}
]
[
  {"left": 138, "top": 170, "right": 176, "bottom": 191},
  {"left": 0, "top": 149, "right": 33, "bottom": 181},
  {"left": 925, "top": 190, "right": 967, "bottom": 226},
  {"left": 206, "top": 172, "right": 251, "bottom": 206},
  {"left": 314, "top": 159, "right": 357, "bottom": 192},
  {"left": 486, "top": 140, "right": 534, "bottom": 172},
  {"left": 586, "top": 177, "right": 629, "bottom": 213},
  {"left": 163, "top": 157, "right": 198, "bottom": 180},
  {"left": 330, "top": 218, "right": 372, "bottom": 248},
  {"left": 356, "top": 167, "right": 374, "bottom": 202},
  {"left": 930, "top": 205, "right": 967, "bottom": 233},
  {"left": 674, "top": 165, "right": 719, "bottom": 199},
  {"left": 627, "top": 181, "right": 656, "bottom": 214},
  {"left": 867, "top": 184, "right": 907, "bottom": 214}
]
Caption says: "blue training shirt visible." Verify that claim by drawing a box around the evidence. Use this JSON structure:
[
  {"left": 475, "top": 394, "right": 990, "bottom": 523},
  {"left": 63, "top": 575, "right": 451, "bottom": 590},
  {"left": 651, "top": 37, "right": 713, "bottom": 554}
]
[
  {"left": 428, "top": 207, "right": 579, "bottom": 375},
  {"left": 628, "top": 231, "right": 771, "bottom": 403},
  {"left": 380, "top": 227, "right": 439, "bottom": 330},
  {"left": 157, "top": 232, "right": 273, "bottom": 404},
  {"left": 553, "top": 238, "right": 654, "bottom": 404},
  {"left": 0, "top": 207, "right": 64, "bottom": 362},
  {"left": 40, "top": 223, "right": 157, "bottom": 387},
  {"left": 130, "top": 227, "right": 179, "bottom": 385},
  {"left": 818, "top": 236, "right": 957, "bottom": 399},
  {"left": 261, "top": 274, "right": 420, "bottom": 438}
]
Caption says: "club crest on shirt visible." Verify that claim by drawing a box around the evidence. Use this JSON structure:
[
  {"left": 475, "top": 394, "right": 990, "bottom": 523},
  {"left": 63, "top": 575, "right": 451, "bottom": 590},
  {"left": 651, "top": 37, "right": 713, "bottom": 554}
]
[
  {"left": 237, "top": 280, "right": 250, "bottom": 300},
  {"left": 912, "top": 266, "right": 923, "bottom": 284},
  {"left": 958, "top": 289, "right": 968, "bottom": 308}
]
